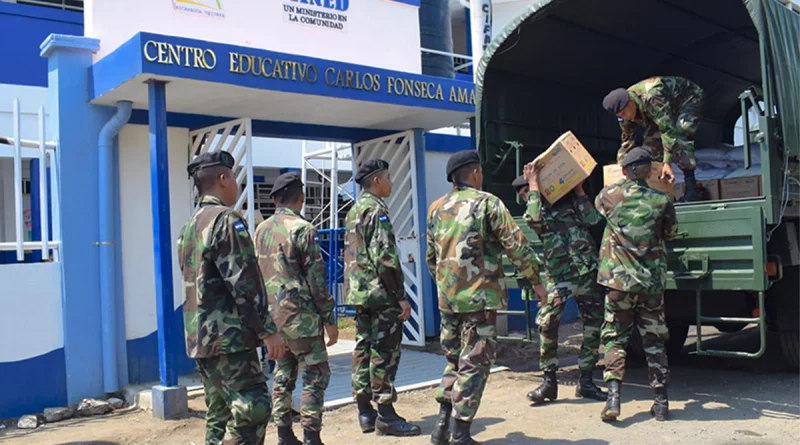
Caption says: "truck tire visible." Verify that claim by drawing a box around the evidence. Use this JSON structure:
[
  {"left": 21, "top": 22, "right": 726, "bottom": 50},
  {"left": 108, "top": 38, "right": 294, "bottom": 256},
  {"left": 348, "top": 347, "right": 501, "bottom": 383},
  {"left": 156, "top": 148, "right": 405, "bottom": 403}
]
[
  {"left": 779, "top": 331, "right": 799, "bottom": 371},
  {"left": 625, "top": 320, "right": 688, "bottom": 359}
]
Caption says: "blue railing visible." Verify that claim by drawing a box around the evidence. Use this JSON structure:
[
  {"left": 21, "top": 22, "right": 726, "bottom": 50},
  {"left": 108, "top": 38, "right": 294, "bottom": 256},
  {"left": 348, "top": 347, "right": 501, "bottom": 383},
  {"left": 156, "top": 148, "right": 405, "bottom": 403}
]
[{"left": 317, "top": 227, "right": 353, "bottom": 319}]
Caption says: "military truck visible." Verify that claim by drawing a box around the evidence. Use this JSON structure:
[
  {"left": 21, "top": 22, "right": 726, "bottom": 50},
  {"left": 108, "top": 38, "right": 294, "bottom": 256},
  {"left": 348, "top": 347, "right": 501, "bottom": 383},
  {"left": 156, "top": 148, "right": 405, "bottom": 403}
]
[{"left": 480, "top": 0, "right": 799, "bottom": 368}]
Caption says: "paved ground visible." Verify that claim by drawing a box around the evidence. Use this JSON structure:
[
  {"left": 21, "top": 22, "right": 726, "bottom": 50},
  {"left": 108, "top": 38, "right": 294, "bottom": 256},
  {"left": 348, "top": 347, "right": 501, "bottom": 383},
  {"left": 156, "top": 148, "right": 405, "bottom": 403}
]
[{"left": 1, "top": 325, "right": 798, "bottom": 445}]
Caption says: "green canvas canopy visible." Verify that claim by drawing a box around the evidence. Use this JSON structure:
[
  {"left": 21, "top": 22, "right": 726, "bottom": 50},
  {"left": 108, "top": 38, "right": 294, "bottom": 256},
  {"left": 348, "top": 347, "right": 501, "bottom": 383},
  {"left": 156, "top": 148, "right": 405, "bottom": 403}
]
[{"left": 474, "top": 0, "right": 798, "bottom": 200}]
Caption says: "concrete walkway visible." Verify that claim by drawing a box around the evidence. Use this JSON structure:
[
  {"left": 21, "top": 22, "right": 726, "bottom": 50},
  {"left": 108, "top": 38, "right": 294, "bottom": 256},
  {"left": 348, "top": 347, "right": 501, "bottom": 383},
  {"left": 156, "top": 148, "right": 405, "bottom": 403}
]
[{"left": 125, "top": 339, "right": 508, "bottom": 411}]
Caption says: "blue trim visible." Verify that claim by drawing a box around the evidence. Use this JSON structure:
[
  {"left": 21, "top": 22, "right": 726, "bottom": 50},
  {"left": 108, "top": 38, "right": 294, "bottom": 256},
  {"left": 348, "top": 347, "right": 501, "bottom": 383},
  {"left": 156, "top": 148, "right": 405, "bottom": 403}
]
[
  {"left": 388, "top": 0, "right": 420, "bottom": 6},
  {"left": 412, "top": 129, "right": 438, "bottom": 337},
  {"left": 0, "top": 9, "right": 82, "bottom": 87},
  {"left": 127, "top": 110, "right": 397, "bottom": 142},
  {"left": 45, "top": 34, "right": 116, "bottom": 404},
  {"left": 148, "top": 80, "right": 179, "bottom": 388},
  {"left": 424, "top": 133, "right": 471, "bottom": 153},
  {"left": 0, "top": 349, "right": 67, "bottom": 419},
  {"left": 127, "top": 306, "right": 195, "bottom": 384},
  {"left": 90, "top": 32, "right": 476, "bottom": 113}
]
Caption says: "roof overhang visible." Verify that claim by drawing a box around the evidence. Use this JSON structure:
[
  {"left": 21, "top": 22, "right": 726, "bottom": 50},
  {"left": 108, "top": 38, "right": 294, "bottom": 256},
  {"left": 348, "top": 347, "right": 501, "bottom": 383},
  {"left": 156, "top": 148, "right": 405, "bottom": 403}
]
[{"left": 89, "top": 32, "right": 476, "bottom": 132}]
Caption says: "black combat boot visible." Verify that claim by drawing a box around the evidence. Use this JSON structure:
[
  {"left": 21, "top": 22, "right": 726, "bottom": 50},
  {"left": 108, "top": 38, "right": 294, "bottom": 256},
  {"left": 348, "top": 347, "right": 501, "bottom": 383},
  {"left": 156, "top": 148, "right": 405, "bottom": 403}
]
[
  {"left": 277, "top": 425, "right": 302, "bottom": 445},
  {"left": 679, "top": 169, "right": 701, "bottom": 202},
  {"left": 651, "top": 387, "right": 669, "bottom": 421},
  {"left": 575, "top": 371, "right": 608, "bottom": 401},
  {"left": 375, "top": 403, "right": 422, "bottom": 437},
  {"left": 430, "top": 403, "right": 452, "bottom": 445},
  {"left": 356, "top": 394, "right": 378, "bottom": 433},
  {"left": 600, "top": 380, "right": 621, "bottom": 422},
  {"left": 526, "top": 370, "right": 558, "bottom": 403},
  {"left": 450, "top": 419, "right": 480, "bottom": 445},
  {"left": 302, "top": 429, "right": 324, "bottom": 445}
]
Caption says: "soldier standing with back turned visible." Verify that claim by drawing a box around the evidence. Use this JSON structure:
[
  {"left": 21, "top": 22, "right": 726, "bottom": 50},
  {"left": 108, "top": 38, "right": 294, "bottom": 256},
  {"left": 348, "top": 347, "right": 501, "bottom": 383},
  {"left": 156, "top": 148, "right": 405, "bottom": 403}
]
[
  {"left": 511, "top": 166, "right": 607, "bottom": 404},
  {"left": 177, "top": 151, "right": 286, "bottom": 445},
  {"left": 254, "top": 172, "right": 339, "bottom": 445},
  {"left": 426, "top": 150, "right": 546, "bottom": 445},
  {"left": 344, "top": 159, "right": 421, "bottom": 437},
  {"left": 595, "top": 147, "right": 678, "bottom": 423}
]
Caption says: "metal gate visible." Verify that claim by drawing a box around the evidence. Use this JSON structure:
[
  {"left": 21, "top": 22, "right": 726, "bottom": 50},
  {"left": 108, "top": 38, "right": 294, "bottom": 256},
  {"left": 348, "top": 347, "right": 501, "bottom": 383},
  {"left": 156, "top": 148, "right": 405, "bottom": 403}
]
[
  {"left": 188, "top": 118, "right": 255, "bottom": 233},
  {"left": 353, "top": 131, "right": 426, "bottom": 346}
]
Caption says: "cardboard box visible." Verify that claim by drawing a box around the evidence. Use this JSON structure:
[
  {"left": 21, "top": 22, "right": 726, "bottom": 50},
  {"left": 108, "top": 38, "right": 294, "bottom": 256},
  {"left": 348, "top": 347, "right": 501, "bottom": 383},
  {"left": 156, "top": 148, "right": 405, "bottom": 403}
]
[
  {"left": 674, "top": 179, "right": 721, "bottom": 202},
  {"left": 534, "top": 131, "right": 597, "bottom": 204},
  {"left": 720, "top": 176, "right": 762, "bottom": 200},
  {"left": 603, "top": 162, "right": 674, "bottom": 199}
]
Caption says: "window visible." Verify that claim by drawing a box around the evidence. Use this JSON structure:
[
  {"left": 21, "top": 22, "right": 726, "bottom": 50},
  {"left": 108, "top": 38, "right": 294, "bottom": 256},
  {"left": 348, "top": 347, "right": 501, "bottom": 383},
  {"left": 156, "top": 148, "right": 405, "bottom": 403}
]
[{"left": 13, "top": 0, "right": 83, "bottom": 12}]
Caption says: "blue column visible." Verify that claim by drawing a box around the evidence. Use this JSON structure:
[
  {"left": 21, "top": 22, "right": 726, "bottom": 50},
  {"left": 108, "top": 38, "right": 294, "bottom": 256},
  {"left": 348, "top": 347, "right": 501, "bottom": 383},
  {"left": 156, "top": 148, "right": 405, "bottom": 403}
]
[
  {"left": 412, "top": 129, "right": 438, "bottom": 338},
  {"left": 464, "top": 6, "right": 473, "bottom": 76},
  {"left": 147, "top": 80, "right": 178, "bottom": 388},
  {"left": 41, "top": 34, "right": 115, "bottom": 404}
]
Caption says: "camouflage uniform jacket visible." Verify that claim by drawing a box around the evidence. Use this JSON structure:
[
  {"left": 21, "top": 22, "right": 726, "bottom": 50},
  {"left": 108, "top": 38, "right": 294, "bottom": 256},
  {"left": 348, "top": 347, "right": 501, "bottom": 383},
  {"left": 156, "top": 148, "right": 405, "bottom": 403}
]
[
  {"left": 595, "top": 179, "right": 679, "bottom": 296},
  {"left": 524, "top": 190, "right": 602, "bottom": 283},
  {"left": 344, "top": 191, "right": 407, "bottom": 307},
  {"left": 177, "top": 195, "right": 278, "bottom": 359},
  {"left": 255, "top": 207, "right": 335, "bottom": 340},
  {"left": 426, "top": 185, "right": 541, "bottom": 314},
  {"left": 620, "top": 76, "right": 703, "bottom": 163}
]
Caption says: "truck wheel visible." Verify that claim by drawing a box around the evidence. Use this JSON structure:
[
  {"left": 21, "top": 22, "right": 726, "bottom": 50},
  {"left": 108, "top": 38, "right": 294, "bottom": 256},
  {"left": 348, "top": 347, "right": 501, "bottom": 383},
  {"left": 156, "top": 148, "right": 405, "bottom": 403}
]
[
  {"left": 666, "top": 321, "right": 690, "bottom": 357},
  {"left": 779, "top": 331, "right": 799, "bottom": 370}
]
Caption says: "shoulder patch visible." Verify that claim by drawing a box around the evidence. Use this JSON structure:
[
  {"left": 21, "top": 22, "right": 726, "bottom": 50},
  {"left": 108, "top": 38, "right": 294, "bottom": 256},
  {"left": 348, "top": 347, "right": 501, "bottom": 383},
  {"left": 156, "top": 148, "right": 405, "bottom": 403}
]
[
  {"left": 233, "top": 221, "right": 246, "bottom": 232},
  {"left": 379, "top": 214, "right": 388, "bottom": 222},
  {"left": 314, "top": 235, "right": 320, "bottom": 242}
]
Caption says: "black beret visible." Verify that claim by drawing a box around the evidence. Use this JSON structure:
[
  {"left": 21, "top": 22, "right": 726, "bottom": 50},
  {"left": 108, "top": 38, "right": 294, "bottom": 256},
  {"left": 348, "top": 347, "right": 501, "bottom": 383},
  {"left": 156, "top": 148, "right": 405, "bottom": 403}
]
[
  {"left": 446, "top": 150, "right": 481, "bottom": 182},
  {"left": 602, "top": 88, "right": 632, "bottom": 115},
  {"left": 355, "top": 159, "right": 389, "bottom": 184},
  {"left": 512, "top": 175, "right": 527, "bottom": 190},
  {"left": 620, "top": 146, "right": 653, "bottom": 167},
  {"left": 270, "top": 171, "right": 303, "bottom": 197},
  {"left": 187, "top": 151, "right": 235, "bottom": 178}
]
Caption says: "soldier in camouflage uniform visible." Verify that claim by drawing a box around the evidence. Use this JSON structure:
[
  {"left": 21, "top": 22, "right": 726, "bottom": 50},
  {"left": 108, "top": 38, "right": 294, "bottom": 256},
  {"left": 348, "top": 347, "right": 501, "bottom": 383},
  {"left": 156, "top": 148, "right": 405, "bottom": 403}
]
[
  {"left": 254, "top": 172, "right": 338, "bottom": 445},
  {"left": 594, "top": 147, "right": 679, "bottom": 423},
  {"left": 177, "top": 151, "right": 286, "bottom": 445},
  {"left": 603, "top": 76, "right": 705, "bottom": 202},
  {"left": 426, "top": 151, "right": 547, "bottom": 445},
  {"left": 344, "top": 159, "right": 421, "bottom": 437},
  {"left": 510, "top": 169, "right": 606, "bottom": 405}
]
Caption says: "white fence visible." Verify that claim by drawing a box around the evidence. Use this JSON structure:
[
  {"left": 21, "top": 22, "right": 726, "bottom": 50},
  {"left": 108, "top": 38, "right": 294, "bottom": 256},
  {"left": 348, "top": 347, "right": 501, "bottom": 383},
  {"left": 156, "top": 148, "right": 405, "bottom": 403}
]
[{"left": 0, "top": 99, "right": 61, "bottom": 262}]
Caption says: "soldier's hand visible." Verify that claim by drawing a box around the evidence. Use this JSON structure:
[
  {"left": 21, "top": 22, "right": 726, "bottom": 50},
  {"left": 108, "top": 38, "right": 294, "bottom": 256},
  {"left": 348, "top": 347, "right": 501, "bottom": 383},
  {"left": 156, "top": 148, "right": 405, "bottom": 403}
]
[
  {"left": 533, "top": 283, "right": 548, "bottom": 307},
  {"left": 325, "top": 324, "right": 339, "bottom": 347},
  {"left": 398, "top": 300, "right": 412, "bottom": 321},
  {"left": 263, "top": 333, "right": 286, "bottom": 360},
  {"left": 661, "top": 163, "right": 675, "bottom": 184},
  {"left": 574, "top": 181, "right": 587, "bottom": 196}
]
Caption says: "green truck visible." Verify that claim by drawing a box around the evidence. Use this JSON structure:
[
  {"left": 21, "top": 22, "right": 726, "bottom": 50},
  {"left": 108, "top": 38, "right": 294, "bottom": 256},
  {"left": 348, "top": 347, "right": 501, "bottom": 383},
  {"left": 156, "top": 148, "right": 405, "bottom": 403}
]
[{"left": 479, "top": 0, "right": 799, "bottom": 368}]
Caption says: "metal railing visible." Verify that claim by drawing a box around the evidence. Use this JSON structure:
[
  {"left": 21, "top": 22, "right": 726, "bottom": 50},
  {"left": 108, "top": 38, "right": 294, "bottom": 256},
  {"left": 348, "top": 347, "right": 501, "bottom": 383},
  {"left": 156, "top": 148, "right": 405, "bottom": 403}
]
[
  {"left": 0, "top": 99, "right": 61, "bottom": 262},
  {"left": 420, "top": 48, "right": 473, "bottom": 75},
  {"left": 8, "top": 0, "right": 83, "bottom": 12}
]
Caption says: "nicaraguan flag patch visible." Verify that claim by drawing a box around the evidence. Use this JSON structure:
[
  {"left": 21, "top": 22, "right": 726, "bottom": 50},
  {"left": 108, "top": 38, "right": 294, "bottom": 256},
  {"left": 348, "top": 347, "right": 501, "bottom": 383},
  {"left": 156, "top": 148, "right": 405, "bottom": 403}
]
[
  {"left": 234, "top": 221, "right": 246, "bottom": 232},
  {"left": 379, "top": 214, "right": 388, "bottom": 222},
  {"left": 314, "top": 236, "right": 319, "bottom": 242}
]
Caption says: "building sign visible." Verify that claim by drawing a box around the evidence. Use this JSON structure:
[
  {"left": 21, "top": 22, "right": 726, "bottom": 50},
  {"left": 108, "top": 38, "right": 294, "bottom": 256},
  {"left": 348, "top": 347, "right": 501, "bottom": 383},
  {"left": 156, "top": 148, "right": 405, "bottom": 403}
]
[
  {"left": 283, "top": 0, "right": 349, "bottom": 31},
  {"left": 140, "top": 37, "right": 476, "bottom": 107},
  {"left": 172, "top": 0, "right": 225, "bottom": 19}
]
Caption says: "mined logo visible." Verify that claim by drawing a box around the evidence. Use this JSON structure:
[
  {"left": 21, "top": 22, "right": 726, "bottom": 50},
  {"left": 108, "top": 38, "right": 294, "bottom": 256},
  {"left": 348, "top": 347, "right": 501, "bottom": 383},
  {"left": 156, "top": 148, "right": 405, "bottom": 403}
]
[{"left": 173, "top": 0, "right": 225, "bottom": 19}]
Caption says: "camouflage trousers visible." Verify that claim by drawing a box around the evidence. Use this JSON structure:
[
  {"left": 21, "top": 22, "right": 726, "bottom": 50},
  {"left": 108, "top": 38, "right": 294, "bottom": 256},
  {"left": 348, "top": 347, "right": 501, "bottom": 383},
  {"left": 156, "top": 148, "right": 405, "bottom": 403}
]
[
  {"left": 196, "top": 349, "right": 271, "bottom": 445},
  {"left": 536, "top": 272, "right": 604, "bottom": 372},
  {"left": 272, "top": 336, "right": 331, "bottom": 432},
  {"left": 436, "top": 310, "right": 497, "bottom": 422},
  {"left": 352, "top": 304, "right": 403, "bottom": 405},
  {"left": 617, "top": 89, "right": 704, "bottom": 171},
  {"left": 601, "top": 289, "right": 670, "bottom": 388}
]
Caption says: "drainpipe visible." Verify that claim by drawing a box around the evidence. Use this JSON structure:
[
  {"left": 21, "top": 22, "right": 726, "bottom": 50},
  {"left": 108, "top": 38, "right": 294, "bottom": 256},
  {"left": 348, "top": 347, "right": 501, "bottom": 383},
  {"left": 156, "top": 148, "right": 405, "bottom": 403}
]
[{"left": 98, "top": 101, "right": 133, "bottom": 393}]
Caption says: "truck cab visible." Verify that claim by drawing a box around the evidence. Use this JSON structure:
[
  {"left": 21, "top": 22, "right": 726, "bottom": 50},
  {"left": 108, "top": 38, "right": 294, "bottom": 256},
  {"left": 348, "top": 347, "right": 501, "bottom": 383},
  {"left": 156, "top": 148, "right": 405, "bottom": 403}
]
[{"left": 478, "top": 0, "right": 799, "bottom": 368}]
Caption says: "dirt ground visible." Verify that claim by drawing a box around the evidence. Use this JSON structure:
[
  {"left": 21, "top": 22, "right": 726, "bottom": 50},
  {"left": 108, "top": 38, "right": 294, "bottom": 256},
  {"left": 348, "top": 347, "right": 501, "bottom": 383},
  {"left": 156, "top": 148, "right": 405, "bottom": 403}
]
[{"left": 2, "top": 324, "right": 798, "bottom": 445}]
